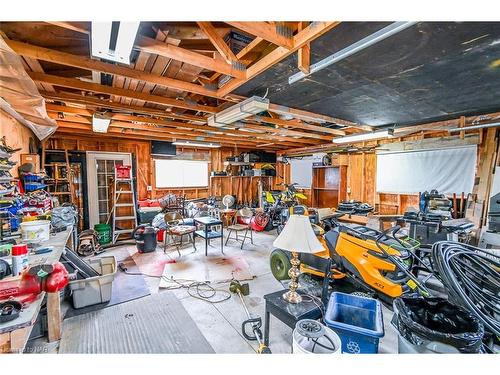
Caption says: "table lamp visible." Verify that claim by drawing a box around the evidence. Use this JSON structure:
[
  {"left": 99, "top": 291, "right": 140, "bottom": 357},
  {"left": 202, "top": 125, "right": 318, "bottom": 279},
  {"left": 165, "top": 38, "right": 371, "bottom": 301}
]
[{"left": 273, "top": 214, "right": 324, "bottom": 304}]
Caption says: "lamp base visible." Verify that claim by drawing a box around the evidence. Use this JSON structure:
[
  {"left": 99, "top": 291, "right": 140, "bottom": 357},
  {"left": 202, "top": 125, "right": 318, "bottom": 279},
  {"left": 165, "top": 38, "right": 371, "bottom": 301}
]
[
  {"left": 283, "top": 251, "right": 302, "bottom": 304},
  {"left": 283, "top": 290, "right": 302, "bottom": 304}
]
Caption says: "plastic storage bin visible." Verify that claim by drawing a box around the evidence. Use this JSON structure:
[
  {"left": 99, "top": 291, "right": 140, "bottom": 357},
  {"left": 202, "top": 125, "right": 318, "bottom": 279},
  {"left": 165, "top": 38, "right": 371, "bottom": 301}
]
[
  {"left": 68, "top": 256, "right": 117, "bottom": 309},
  {"left": 324, "top": 292, "right": 384, "bottom": 354},
  {"left": 115, "top": 165, "right": 131, "bottom": 179}
]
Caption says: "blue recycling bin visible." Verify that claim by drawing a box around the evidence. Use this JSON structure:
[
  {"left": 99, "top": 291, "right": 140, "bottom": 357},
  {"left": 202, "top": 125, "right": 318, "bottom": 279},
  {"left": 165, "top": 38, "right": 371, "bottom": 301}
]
[{"left": 324, "top": 292, "right": 384, "bottom": 354}]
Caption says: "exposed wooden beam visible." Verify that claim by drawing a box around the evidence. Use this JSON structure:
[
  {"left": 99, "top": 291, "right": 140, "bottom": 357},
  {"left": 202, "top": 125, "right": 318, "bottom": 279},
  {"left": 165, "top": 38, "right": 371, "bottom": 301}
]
[
  {"left": 226, "top": 22, "right": 293, "bottom": 49},
  {"left": 242, "top": 122, "right": 332, "bottom": 141},
  {"left": 297, "top": 22, "right": 310, "bottom": 74},
  {"left": 208, "top": 36, "right": 266, "bottom": 84},
  {"left": 197, "top": 22, "right": 238, "bottom": 65},
  {"left": 255, "top": 115, "right": 345, "bottom": 136},
  {"left": 55, "top": 121, "right": 286, "bottom": 149},
  {"left": 45, "top": 22, "right": 89, "bottom": 35},
  {"left": 29, "top": 72, "right": 218, "bottom": 113},
  {"left": 135, "top": 36, "right": 246, "bottom": 79},
  {"left": 47, "top": 107, "right": 311, "bottom": 148},
  {"left": 6, "top": 39, "right": 225, "bottom": 100},
  {"left": 43, "top": 92, "right": 207, "bottom": 123},
  {"left": 218, "top": 22, "right": 340, "bottom": 97}
]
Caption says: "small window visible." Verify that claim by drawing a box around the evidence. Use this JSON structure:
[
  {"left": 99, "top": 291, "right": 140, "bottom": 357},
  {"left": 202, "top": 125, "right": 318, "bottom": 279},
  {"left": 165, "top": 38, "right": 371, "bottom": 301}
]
[{"left": 155, "top": 159, "right": 208, "bottom": 188}]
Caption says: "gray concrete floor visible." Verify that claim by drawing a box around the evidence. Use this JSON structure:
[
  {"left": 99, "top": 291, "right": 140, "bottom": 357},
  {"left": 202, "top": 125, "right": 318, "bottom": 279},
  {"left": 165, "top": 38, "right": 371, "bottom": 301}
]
[{"left": 27, "top": 229, "right": 399, "bottom": 353}]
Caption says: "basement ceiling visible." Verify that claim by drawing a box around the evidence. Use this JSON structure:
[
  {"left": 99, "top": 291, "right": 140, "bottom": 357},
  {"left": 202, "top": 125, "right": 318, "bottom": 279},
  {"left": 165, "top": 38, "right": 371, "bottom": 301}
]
[{"left": 234, "top": 22, "right": 500, "bottom": 127}]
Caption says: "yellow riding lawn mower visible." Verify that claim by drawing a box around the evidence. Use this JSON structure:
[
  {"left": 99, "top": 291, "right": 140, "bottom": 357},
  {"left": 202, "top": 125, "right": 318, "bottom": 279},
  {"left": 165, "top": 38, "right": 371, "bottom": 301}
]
[{"left": 270, "top": 210, "right": 432, "bottom": 302}]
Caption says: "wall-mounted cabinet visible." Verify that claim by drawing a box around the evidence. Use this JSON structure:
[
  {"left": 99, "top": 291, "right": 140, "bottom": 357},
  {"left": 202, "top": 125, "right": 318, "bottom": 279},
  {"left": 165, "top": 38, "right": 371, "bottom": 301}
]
[{"left": 311, "top": 166, "right": 347, "bottom": 208}]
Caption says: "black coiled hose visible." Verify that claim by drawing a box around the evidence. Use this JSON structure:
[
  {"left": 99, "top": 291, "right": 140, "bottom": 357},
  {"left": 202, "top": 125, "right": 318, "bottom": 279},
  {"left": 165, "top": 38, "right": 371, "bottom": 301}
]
[{"left": 431, "top": 241, "right": 500, "bottom": 336}]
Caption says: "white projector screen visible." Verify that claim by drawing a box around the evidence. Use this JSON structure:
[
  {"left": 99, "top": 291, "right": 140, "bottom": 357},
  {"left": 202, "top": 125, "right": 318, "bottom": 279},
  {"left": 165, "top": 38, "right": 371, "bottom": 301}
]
[
  {"left": 290, "top": 156, "right": 314, "bottom": 188},
  {"left": 376, "top": 146, "right": 477, "bottom": 194}
]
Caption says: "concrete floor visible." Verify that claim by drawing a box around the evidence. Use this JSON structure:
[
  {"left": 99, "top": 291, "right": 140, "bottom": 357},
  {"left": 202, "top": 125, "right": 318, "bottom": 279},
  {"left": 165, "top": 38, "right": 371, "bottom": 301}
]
[{"left": 28, "top": 229, "right": 399, "bottom": 354}]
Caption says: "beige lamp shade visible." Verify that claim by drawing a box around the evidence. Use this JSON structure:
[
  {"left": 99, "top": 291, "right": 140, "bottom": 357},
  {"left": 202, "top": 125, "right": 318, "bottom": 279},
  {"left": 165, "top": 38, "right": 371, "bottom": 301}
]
[{"left": 273, "top": 215, "right": 324, "bottom": 254}]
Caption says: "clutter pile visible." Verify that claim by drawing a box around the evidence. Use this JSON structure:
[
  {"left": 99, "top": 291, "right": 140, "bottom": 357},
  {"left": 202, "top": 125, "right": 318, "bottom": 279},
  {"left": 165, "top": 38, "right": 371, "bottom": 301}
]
[{"left": 336, "top": 200, "right": 374, "bottom": 215}]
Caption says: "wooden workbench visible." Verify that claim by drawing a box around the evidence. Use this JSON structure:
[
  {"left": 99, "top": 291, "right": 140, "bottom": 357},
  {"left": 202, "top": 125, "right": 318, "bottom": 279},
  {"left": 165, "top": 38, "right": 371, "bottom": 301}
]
[{"left": 0, "top": 227, "right": 73, "bottom": 353}]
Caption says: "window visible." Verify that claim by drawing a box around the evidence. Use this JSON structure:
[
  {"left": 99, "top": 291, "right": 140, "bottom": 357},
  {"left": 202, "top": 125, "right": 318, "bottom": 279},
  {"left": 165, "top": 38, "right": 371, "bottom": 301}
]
[
  {"left": 155, "top": 159, "right": 208, "bottom": 188},
  {"left": 289, "top": 156, "right": 314, "bottom": 188},
  {"left": 376, "top": 146, "right": 477, "bottom": 194}
]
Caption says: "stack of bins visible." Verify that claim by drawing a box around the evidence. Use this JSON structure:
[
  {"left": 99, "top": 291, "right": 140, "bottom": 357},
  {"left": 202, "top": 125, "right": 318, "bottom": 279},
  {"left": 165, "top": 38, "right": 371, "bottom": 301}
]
[{"left": 324, "top": 292, "right": 384, "bottom": 354}]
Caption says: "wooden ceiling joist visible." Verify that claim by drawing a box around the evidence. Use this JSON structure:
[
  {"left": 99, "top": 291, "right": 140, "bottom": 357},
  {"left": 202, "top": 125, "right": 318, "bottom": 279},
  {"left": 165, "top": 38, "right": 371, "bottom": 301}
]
[
  {"left": 29, "top": 72, "right": 218, "bottom": 113},
  {"left": 55, "top": 121, "right": 288, "bottom": 150},
  {"left": 135, "top": 36, "right": 246, "bottom": 79},
  {"left": 43, "top": 92, "right": 207, "bottom": 123},
  {"left": 5, "top": 39, "right": 226, "bottom": 100},
  {"left": 47, "top": 107, "right": 315, "bottom": 148},
  {"left": 217, "top": 22, "right": 340, "bottom": 97},
  {"left": 225, "top": 22, "right": 294, "bottom": 49},
  {"left": 197, "top": 22, "right": 238, "bottom": 65}
]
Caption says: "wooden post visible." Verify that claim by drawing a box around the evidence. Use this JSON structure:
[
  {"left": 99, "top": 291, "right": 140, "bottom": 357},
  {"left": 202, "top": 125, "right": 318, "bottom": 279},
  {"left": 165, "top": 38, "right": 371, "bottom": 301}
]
[{"left": 47, "top": 292, "right": 62, "bottom": 342}]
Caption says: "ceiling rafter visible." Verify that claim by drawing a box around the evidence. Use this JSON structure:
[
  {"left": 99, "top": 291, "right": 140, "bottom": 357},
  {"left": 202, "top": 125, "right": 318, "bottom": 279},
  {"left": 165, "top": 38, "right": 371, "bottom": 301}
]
[
  {"left": 225, "top": 22, "right": 294, "bottom": 49},
  {"left": 29, "top": 72, "right": 218, "bottom": 113},
  {"left": 46, "top": 105, "right": 319, "bottom": 147},
  {"left": 135, "top": 35, "right": 246, "bottom": 79},
  {"left": 197, "top": 22, "right": 238, "bottom": 65},
  {"left": 217, "top": 21, "right": 340, "bottom": 97},
  {"left": 5, "top": 39, "right": 229, "bottom": 101}
]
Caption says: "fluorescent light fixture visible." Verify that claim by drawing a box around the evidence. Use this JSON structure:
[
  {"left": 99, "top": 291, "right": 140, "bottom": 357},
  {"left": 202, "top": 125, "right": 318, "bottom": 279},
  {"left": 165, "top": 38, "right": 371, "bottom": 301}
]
[
  {"left": 332, "top": 129, "right": 394, "bottom": 144},
  {"left": 172, "top": 140, "right": 221, "bottom": 148},
  {"left": 91, "top": 21, "right": 140, "bottom": 64},
  {"left": 92, "top": 113, "right": 111, "bottom": 133},
  {"left": 289, "top": 22, "right": 417, "bottom": 84},
  {"left": 208, "top": 96, "right": 269, "bottom": 128}
]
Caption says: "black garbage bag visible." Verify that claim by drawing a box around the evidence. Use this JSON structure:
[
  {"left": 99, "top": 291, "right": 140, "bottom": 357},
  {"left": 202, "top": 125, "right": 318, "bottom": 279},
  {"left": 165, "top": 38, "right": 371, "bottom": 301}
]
[{"left": 393, "top": 295, "right": 484, "bottom": 353}]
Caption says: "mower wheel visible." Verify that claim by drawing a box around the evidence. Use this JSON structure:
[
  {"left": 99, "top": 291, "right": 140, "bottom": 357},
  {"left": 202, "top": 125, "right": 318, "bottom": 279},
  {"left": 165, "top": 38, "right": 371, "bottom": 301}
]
[{"left": 270, "top": 249, "right": 292, "bottom": 281}]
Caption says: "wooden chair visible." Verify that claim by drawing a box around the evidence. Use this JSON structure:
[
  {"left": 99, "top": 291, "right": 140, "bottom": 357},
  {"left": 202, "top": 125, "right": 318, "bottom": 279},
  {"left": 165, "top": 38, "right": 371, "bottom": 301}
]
[
  {"left": 164, "top": 212, "right": 196, "bottom": 256},
  {"left": 225, "top": 208, "right": 254, "bottom": 249}
]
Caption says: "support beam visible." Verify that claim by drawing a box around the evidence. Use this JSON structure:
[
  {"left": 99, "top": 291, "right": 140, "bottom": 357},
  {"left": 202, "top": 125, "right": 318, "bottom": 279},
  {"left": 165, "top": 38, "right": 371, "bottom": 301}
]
[
  {"left": 43, "top": 92, "right": 207, "bottom": 123},
  {"left": 255, "top": 115, "right": 345, "bottom": 136},
  {"left": 47, "top": 107, "right": 312, "bottom": 148},
  {"left": 6, "top": 39, "right": 224, "bottom": 100},
  {"left": 29, "top": 72, "right": 218, "bottom": 113},
  {"left": 218, "top": 22, "right": 340, "bottom": 96},
  {"left": 45, "top": 22, "right": 89, "bottom": 35},
  {"left": 55, "top": 121, "right": 286, "bottom": 149},
  {"left": 197, "top": 22, "right": 239, "bottom": 65},
  {"left": 297, "top": 22, "right": 310, "bottom": 74},
  {"left": 225, "top": 22, "right": 293, "bottom": 49},
  {"left": 135, "top": 36, "right": 246, "bottom": 79}
]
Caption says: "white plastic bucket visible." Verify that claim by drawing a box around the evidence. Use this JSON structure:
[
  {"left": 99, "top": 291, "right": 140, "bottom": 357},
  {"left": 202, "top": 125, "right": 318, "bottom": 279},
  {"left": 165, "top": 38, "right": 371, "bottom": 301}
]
[
  {"left": 293, "top": 323, "right": 342, "bottom": 354},
  {"left": 20, "top": 220, "right": 50, "bottom": 243}
]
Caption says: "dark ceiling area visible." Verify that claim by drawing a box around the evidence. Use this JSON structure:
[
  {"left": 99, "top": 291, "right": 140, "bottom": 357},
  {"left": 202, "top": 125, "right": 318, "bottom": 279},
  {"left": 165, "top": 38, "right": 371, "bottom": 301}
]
[{"left": 235, "top": 22, "right": 500, "bottom": 127}]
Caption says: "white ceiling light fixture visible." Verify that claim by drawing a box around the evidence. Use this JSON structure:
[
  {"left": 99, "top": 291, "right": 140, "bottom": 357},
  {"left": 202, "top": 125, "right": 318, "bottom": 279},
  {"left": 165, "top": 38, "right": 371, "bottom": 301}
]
[
  {"left": 91, "top": 21, "right": 140, "bottom": 64},
  {"left": 172, "top": 140, "right": 221, "bottom": 148},
  {"left": 332, "top": 129, "right": 394, "bottom": 144},
  {"left": 207, "top": 96, "right": 269, "bottom": 128},
  {"left": 92, "top": 113, "right": 111, "bottom": 133}
]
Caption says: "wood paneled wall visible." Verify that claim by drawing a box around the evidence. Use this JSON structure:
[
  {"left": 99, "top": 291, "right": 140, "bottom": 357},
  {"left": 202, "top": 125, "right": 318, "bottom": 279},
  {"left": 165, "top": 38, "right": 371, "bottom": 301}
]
[
  {"left": 47, "top": 134, "right": 254, "bottom": 201},
  {"left": 0, "top": 110, "right": 38, "bottom": 177},
  {"left": 277, "top": 131, "right": 492, "bottom": 215}
]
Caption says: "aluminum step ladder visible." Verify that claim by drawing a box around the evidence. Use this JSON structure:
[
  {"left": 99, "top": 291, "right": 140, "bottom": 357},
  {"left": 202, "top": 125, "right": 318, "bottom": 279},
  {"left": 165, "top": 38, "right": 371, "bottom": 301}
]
[{"left": 110, "top": 166, "right": 137, "bottom": 243}]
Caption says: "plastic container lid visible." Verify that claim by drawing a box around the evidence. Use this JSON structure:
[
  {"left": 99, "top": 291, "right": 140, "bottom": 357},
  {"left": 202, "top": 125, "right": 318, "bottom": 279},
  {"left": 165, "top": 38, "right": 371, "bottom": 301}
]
[{"left": 12, "top": 244, "right": 28, "bottom": 256}]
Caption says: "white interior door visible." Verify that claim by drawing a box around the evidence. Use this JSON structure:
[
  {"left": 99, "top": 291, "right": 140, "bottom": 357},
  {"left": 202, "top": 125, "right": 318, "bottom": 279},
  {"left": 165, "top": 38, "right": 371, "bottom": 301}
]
[{"left": 86, "top": 152, "right": 132, "bottom": 228}]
